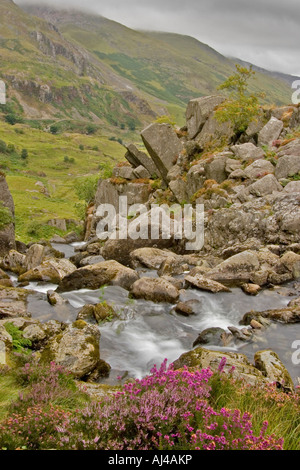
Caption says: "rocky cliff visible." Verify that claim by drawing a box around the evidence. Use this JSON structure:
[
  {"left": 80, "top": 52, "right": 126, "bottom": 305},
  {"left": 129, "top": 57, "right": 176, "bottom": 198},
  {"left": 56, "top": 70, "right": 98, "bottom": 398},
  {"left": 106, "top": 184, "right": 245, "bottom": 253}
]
[{"left": 0, "top": 172, "right": 15, "bottom": 256}]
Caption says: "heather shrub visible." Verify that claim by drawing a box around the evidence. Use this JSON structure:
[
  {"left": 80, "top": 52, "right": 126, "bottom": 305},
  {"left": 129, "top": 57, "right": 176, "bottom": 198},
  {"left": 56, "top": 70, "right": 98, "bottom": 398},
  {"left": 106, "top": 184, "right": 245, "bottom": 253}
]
[
  {"left": 11, "top": 360, "right": 89, "bottom": 415},
  {"left": 0, "top": 358, "right": 295, "bottom": 450}
]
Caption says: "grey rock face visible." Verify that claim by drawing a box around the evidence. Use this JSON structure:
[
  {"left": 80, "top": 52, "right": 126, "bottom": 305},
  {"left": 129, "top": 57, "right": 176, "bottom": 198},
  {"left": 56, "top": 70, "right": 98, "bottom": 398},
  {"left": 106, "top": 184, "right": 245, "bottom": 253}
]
[
  {"left": 275, "top": 155, "right": 300, "bottom": 179},
  {"left": 232, "top": 143, "right": 265, "bottom": 161},
  {"left": 125, "top": 143, "right": 159, "bottom": 177},
  {"left": 248, "top": 174, "right": 282, "bottom": 197},
  {"left": 141, "top": 123, "right": 183, "bottom": 183},
  {"left": 0, "top": 174, "right": 15, "bottom": 256},
  {"left": 185, "top": 95, "right": 225, "bottom": 139},
  {"left": 258, "top": 117, "right": 283, "bottom": 147}
]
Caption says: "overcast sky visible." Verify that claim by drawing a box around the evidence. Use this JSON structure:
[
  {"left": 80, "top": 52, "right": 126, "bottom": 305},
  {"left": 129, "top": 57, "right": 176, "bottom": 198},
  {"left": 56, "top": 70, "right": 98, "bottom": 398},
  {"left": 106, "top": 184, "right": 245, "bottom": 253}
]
[{"left": 16, "top": 0, "right": 300, "bottom": 76}]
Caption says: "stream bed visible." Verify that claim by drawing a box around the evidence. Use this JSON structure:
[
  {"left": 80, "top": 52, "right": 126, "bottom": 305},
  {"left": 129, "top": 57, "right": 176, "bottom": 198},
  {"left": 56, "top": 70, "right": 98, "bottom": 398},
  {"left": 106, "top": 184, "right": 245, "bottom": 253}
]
[{"left": 9, "top": 242, "right": 300, "bottom": 385}]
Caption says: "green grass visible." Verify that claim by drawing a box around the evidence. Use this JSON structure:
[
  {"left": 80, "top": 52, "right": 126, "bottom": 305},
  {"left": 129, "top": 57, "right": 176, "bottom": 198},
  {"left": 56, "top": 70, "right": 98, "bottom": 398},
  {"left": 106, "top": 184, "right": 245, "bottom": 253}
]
[
  {"left": 0, "top": 374, "right": 22, "bottom": 421},
  {"left": 0, "top": 121, "right": 126, "bottom": 242}
]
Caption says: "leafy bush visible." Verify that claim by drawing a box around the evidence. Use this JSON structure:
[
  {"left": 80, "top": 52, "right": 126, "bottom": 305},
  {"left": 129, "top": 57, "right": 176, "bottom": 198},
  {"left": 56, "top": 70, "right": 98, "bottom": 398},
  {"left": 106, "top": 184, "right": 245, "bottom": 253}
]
[
  {"left": 215, "top": 64, "right": 263, "bottom": 136},
  {"left": 4, "top": 323, "right": 32, "bottom": 354}
]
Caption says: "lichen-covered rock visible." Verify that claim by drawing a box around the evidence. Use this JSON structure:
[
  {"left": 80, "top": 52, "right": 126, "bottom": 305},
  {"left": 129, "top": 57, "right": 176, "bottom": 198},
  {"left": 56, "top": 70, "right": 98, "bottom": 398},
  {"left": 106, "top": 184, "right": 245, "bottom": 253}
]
[
  {"left": 47, "top": 290, "right": 67, "bottom": 306},
  {"left": 244, "top": 160, "right": 275, "bottom": 180},
  {"left": 24, "top": 244, "right": 45, "bottom": 271},
  {"left": 207, "top": 251, "right": 260, "bottom": 285},
  {"left": 275, "top": 155, "right": 300, "bottom": 180},
  {"left": 141, "top": 123, "right": 183, "bottom": 183},
  {"left": 254, "top": 350, "right": 294, "bottom": 392},
  {"left": 125, "top": 143, "right": 159, "bottom": 177},
  {"left": 131, "top": 277, "right": 179, "bottom": 303},
  {"left": 258, "top": 117, "right": 283, "bottom": 147},
  {"left": 1, "top": 250, "right": 26, "bottom": 275},
  {"left": 185, "top": 273, "right": 231, "bottom": 292},
  {"left": 248, "top": 174, "right": 282, "bottom": 197},
  {"left": 193, "top": 328, "right": 230, "bottom": 347},
  {"left": 130, "top": 247, "right": 177, "bottom": 270},
  {"left": 172, "top": 347, "right": 268, "bottom": 387},
  {"left": 77, "top": 302, "right": 117, "bottom": 324},
  {"left": 0, "top": 286, "right": 33, "bottom": 319},
  {"left": 41, "top": 320, "right": 102, "bottom": 379},
  {"left": 231, "top": 143, "right": 265, "bottom": 161},
  {"left": 19, "top": 258, "right": 76, "bottom": 284},
  {"left": 57, "top": 260, "right": 139, "bottom": 292},
  {"left": 185, "top": 95, "right": 225, "bottom": 139},
  {"left": 241, "top": 305, "right": 300, "bottom": 325}
]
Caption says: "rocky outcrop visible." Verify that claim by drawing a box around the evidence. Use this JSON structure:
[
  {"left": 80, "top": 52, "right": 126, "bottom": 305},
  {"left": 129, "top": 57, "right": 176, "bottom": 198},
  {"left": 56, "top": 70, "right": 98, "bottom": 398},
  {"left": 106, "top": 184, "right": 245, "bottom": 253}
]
[
  {"left": 0, "top": 173, "right": 16, "bottom": 256},
  {"left": 141, "top": 123, "right": 183, "bottom": 183},
  {"left": 185, "top": 95, "right": 225, "bottom": 139}
]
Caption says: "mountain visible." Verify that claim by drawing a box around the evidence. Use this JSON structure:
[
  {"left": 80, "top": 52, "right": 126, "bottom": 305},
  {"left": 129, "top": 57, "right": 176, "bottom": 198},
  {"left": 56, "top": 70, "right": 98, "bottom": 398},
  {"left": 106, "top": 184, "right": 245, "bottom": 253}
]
[
  {"left": 231, "top": 57, "right": 300, "bottom": 87},
  {"left": 0, "top": 0, "right": 296, "bottom": 131}
]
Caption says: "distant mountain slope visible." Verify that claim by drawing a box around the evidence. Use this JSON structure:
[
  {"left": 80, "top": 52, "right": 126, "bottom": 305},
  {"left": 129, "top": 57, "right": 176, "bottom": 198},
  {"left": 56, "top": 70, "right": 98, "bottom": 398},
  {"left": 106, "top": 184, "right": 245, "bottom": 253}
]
[
  {"left": 0, "top": 0, "right": 296, "bottom": 131},
  {"left": 231, "top": 57, "right": 300, "bottom": 86}
]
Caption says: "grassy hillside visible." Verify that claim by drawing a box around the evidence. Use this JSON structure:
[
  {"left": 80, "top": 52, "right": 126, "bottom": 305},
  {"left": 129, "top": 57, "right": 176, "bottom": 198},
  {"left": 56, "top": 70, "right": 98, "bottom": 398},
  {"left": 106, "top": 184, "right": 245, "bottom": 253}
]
[
  {"left": 0, "top": 120, "right": 125, "bottom": 242},
  {"left": 0, "top": 1, "right": 294, "bottom": 132}
]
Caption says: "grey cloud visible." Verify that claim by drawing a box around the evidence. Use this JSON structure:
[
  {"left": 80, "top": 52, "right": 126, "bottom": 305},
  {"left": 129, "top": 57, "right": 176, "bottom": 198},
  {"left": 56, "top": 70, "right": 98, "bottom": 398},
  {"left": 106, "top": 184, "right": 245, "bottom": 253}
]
[{"left": 16, "top": 0, "right": 300, "bottom": 75}]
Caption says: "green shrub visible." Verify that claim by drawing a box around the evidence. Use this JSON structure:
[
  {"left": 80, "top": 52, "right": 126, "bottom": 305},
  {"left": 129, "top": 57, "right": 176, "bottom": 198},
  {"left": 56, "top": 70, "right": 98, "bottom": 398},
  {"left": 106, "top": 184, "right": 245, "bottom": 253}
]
[
  {"left": 215, "top": 64, "right": 262, "bottom": 136},
  {"left": 4, "top": 323, "right": 32, "bottom": 354}
]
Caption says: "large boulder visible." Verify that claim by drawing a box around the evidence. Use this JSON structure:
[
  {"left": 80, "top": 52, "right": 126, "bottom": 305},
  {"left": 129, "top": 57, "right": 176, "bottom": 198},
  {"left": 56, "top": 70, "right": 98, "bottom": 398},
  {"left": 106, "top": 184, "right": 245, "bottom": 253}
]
[
  {"left": 207, "top": 251, "right": 260, "bottom": 285},
  {"left": 248, "top": 174, "right": 282, "bottom": 197},
  {"left": 0, "top": 173, "right": 16, "bottom": 256},
  {"left": 141, "top": 123, "right": 183, "bottom": 183},
  {"left": 130, "top": 247, "right": 178, "bottom": 270},
  {"left": 94, "top": 179, "right": 151, "bottom": 214},
  {"left": 254, "top": 350, "right": 294, "bottom": 392},
  {"left": 185, "top": 273, "right": 231, "bottom": 293},
  {"left": 41, "top": 320, "right": 103, "bottom": 379},
  {"left": 241, "top": 305, "right": 300, "bottom": 325},
  {"left": 24, "top": 244, "right": 45, "bottom": 271},
  {"left": 231, "top": 143, "right": 265, "bottom": 162},
  {"left": 275, "top": 155, "right": 300, "bottom": 180},
  {"left": 0, "top": 250, "right": 26, "bottom": 275},
  {"left": 258, "top": 117, "right": 283, "bottom": 147},
  {"left": 125, "top": 144, "right": 160, "bottom": 178},
  {"left": 276, "top": 138, "right": 300, "bottom": 157},
  {"left": 172, "top": 347, "right": 268, "bottom": 387},
  {"left": 57, "top": 260, "right": 139, "bottom": 292},
  {"left": 19, "top": 258, "right": 76, "bottom": 284},
  {"left": 283, "top": 181, "right": 300, "bottom": 193},
  {"left": 196, "top": 113, "right": 233, "bottom": 148},
  {"left": 193, "top": 328, "right": 230, "bottom": 347},
  {"left": 244, "top": 160, "right": 275, "bottom": 180},
  {"left": 130, "top": 277, "right": 180, "bottom": 303},
  {"left": 0, "top": 286, "right": 33, "bottom": 319},
  {"left": 185, "top": 95, "right": 225, "bottom": 139}
]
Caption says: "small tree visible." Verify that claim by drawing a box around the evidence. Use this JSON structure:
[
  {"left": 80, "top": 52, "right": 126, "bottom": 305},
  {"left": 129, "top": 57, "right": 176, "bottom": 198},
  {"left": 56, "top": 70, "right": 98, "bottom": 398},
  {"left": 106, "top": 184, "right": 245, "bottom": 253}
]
[
  {"left": 21, "top": 148, "right": 28, "bottom": 160},
  {"left": 215, "top": 64, "right": 263, "bottom": 136},
  {"left": 50, "top": 124, "right": 59, "bottom": 135}
]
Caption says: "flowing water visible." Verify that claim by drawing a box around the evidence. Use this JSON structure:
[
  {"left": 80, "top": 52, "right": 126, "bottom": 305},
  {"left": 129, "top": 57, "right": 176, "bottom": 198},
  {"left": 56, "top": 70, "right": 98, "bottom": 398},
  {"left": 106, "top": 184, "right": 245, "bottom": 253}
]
[{"left": 9, "top": 243, "right": 300, "bottom": 384}]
